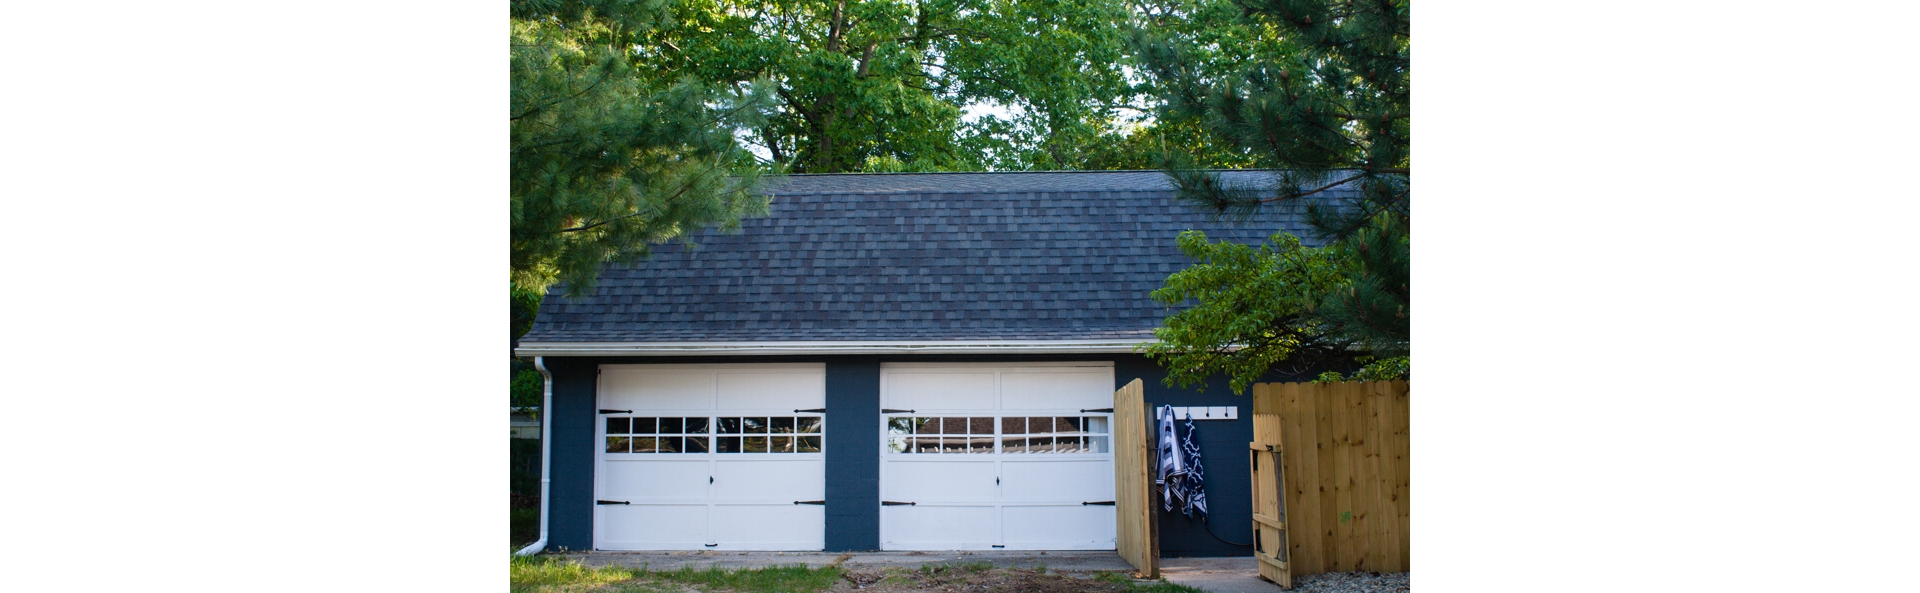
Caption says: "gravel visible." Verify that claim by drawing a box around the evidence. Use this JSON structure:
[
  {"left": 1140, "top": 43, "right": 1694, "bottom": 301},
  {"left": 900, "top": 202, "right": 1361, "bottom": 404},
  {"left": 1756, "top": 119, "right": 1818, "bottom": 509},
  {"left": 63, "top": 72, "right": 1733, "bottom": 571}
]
[{"left": 1290, "top": 572, "right": 1410, "bottom": 593}]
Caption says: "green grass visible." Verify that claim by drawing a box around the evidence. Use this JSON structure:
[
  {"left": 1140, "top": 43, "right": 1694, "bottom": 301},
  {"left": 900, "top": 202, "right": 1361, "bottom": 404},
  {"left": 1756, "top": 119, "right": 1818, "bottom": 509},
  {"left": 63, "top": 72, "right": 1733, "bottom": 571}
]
[
  {"left": 510, "top": 556, "right": 642, "bottom": 592},
  {"left": 653, "top": 564, "right": 840, "bottom": 591},
  {"left": 508, "top": 555, "right": 1201, "bottom": 593},
  {"left": 509, "top": 556, "right": 839, "bottom": 593},
  {"left": 1091, "top": 570, "right": 1209, "bottom": 593}
]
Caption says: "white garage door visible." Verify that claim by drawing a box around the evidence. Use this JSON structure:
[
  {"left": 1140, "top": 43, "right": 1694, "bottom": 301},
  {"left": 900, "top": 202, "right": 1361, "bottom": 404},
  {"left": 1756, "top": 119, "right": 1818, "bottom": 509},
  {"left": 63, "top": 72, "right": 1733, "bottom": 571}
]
[
  {"left": 594, "top": 364, "right": 826, "bottom": 551},
  {"left": 879, "top": 362, "right": 1117, "bottom": 550}
]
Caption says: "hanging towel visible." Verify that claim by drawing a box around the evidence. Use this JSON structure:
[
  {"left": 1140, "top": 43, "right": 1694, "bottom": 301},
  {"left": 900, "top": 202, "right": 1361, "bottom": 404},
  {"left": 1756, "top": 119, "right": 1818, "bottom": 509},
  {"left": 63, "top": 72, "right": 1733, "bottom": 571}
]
[
  {"left": 1155, "top": 405, "right": 1188, "bottom": 511},
  {"left": 1179, "top": 411, "right": 1209, "bottom": 520}
]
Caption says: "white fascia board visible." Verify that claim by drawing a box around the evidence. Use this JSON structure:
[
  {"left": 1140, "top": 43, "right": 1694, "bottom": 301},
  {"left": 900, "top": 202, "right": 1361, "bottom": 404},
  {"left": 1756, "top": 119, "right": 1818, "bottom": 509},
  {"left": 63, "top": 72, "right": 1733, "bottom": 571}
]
[{"left": 514, "top": 339, "right": 1155, "bottom": 357}]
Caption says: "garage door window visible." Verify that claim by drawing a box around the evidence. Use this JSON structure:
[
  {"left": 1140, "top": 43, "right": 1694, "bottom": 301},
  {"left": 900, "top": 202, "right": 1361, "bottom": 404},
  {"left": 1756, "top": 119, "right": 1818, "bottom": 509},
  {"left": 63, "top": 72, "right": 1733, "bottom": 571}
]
[
  {"left": 716, "top": 416, "right": 825, "bottom": 453},
  {"left": 605, "top": 416, "right": 712, "bottom": 453},
  {"left": 1004, "top": 416, "right": 1109, "bottom": 454},
  {"left": 888, "top": 416, "right": 995, "bottom": 454},
  {"left": 885, "top": 415, "right": 1109, "bottom": 454}
]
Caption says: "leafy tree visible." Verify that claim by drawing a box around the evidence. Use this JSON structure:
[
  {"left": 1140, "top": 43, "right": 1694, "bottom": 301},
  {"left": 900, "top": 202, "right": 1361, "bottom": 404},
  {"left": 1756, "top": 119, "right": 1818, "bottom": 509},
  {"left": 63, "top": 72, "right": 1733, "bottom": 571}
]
[
  {"left": 511, "top": 286, "right": 544, "bottom": 414},
  {"left": 1135, "top": 0, "right": 1409, "bottom": 389},
  {"left": 1142, "top": 231, "right": 1353, "bottom": 394},
  {"left": 644, "top": 0, "right": 1142, "bottom": 172},
  {"left": 511, "top": 0, "right": 778, "bottom": 296}
]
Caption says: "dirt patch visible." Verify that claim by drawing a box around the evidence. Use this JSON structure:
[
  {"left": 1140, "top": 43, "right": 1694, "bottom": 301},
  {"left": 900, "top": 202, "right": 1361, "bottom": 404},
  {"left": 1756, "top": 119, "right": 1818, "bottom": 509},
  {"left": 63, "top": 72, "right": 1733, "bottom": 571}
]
[{"left": 830, "top": 566, "right": 1133, "bottom": 593}]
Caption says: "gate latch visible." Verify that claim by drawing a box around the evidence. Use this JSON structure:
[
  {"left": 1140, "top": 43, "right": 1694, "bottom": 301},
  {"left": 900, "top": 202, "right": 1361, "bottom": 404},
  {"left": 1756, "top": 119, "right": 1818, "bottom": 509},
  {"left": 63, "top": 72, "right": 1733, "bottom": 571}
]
[
  {"left": 794, "top": 500, "right": 826, "bottom": 505},
  {"left": 881, "top": 500, "right": 916, "bottom": 506},
  {"left": 1082, "top": 501, "right": 1117, "bottom": 506}
]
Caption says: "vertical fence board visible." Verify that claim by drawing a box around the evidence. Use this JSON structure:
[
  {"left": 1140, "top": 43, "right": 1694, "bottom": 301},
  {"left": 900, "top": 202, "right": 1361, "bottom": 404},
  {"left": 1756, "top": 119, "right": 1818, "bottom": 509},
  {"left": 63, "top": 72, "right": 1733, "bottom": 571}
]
[
  {"left": 1347, "top": 381, "right": 1375, "bottom": 571},
  {"left": 1363, "top": 382, "right": 1389, "bottom": 572},
  {"left": 1392, "top": 382, "right": 1411, "bottom": 567},
  {"left": 1313, "top": 379, "right": 1340, "bottom": 571},
  {"left": 1283, "top": 381, "right": 1323, "bottom": 575},
  {"left": 1112, "top": 379, "right": 1157, "bottom": 578},
  {"left": 1370, "top": 381, "right": 1403, "bottom": 571},
  {"left": 1250, "top": 380, "right": 1409, "bottom": 578},
  {"left": 1330, "top": 381, "right": 1357, "bottom": 571}
]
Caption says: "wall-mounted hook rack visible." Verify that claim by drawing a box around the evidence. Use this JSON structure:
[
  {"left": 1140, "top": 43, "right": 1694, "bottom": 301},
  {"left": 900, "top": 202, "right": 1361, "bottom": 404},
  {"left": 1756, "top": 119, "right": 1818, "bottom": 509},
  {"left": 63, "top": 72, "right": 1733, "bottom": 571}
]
[{"left": 1164, "top": 406, "right": 1238, "bottom": 420}]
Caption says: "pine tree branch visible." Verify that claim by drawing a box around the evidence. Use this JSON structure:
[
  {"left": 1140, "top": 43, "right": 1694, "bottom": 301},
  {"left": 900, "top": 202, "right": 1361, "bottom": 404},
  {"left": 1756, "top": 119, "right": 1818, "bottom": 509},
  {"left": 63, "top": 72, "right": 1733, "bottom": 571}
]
[
  {"left": 511, "top": 63, "right": 615, "bottom": 122},
  {"left": 1252, "top": 171, "right": 1395, "bottom": 204},
  {"left": 557, "top": 159, "right": 739, "bottom": 234}
]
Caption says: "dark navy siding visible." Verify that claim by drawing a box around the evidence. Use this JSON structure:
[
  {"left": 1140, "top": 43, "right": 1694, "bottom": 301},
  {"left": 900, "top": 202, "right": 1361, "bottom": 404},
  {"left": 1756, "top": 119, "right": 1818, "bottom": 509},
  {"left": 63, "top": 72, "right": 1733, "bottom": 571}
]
[
  {"left": 1115, "top": 353, "right": 1346, "bottom": 557},
  {"left": 546, "top": 357, "right": 599, "bottom": 552},
  {"left": 536, "top": 353, "right": 1346, "bottom": 557},
  {"left": 824, "top": 358, "right": 881, "bottom": 551}
]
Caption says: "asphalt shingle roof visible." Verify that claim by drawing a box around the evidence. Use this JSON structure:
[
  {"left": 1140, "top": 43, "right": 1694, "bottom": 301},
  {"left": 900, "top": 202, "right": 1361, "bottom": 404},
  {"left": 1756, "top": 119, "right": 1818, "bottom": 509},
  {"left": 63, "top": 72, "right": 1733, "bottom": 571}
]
[{"left": 522, "top": 170, "right": 1346, "bottom": 343}]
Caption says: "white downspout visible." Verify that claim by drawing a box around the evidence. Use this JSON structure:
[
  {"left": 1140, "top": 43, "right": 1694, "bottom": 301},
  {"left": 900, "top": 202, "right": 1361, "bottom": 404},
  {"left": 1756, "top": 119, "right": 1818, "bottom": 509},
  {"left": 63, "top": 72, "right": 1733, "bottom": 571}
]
[{"left": 514, "top": 356, "right": 554, "bottom": 556}]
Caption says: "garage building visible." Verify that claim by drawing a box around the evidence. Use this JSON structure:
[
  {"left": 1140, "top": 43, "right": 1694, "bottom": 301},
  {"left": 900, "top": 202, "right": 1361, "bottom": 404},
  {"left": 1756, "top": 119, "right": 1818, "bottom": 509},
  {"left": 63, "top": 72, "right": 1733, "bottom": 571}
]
[{"left": 515, "top": 171, "right": 1351, "bottom": 556}]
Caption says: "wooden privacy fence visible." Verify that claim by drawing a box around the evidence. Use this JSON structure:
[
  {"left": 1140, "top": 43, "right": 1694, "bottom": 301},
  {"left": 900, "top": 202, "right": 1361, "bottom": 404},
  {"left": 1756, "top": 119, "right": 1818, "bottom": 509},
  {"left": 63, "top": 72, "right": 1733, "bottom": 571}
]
[{"left": 1249, "top": 380, "right": 1409, "bottom": 586}]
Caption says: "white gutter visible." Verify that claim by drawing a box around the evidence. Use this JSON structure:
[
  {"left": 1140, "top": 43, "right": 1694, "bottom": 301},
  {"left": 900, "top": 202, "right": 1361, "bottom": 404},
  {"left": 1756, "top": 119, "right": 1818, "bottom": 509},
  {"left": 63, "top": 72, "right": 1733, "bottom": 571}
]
[
  {"left": 513, "top": 356, "right": 554, "bottom": 557},
  {"left": 513, "top": 339, "right": 1156, "bottom": 357}
]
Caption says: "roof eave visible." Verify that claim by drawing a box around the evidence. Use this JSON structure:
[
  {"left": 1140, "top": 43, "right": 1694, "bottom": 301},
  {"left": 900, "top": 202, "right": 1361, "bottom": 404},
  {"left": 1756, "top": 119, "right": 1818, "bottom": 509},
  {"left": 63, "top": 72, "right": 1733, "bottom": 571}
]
[{"left": 513, "top": 339, "right": 1156, "bottom": 357}]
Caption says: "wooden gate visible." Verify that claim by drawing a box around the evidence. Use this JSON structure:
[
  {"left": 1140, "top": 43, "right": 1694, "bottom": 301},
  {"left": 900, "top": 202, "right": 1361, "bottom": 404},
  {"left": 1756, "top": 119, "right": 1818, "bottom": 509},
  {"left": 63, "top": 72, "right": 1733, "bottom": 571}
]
[
  {"left": 1112, "top": 378, "right": 1158, "bottom": 578},
  {"left": 1251, "top": 380, "right": 1410, "bottom": 584},
  {"left": 1249, "top": 416, "right": 1292, "bottom": 588}
]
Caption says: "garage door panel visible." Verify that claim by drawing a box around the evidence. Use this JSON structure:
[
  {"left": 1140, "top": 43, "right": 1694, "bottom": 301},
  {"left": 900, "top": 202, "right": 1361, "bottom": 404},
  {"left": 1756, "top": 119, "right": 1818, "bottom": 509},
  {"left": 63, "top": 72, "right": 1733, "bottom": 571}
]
[
  {"left": 718, "top": 371, "right": 826, "bottom": 410},
  {"left": 712, "top": 459, "right": 824, "bottom": 501},
  {"left": 999, "top": 459, "right": 1114, "bottom": 502},
  {"left": 882, "top": 505, "right": 999, "bottom": 550},
  {"left": 596, "top": 364, "right": 826, "bottom": 551},
  {"left": 597, "top": 504, "right": 708, "bottom": 550},
  {"left": 882, "top": 460, "right": 997, "bottom": 502},
  {"left": 601, "top": 370, "right": 714, "bottom": 410},
  {"left": 601, "top": 459, "right": 710, "bottom": 502},
  {"left": 710, "top": 504, "right": 825, "bottom": 550},
  {"left": 885, "top": 372, "right": 997, "bottom": 410},
  {"left": 999, "top": 371, "right": 1113, "bottom": 410},
  {"left": 880, "top": 363, "right": 1116, "bottom": 551},
  {"left": 1002, "top": 505, "right": 1117, "bottom": 550}
]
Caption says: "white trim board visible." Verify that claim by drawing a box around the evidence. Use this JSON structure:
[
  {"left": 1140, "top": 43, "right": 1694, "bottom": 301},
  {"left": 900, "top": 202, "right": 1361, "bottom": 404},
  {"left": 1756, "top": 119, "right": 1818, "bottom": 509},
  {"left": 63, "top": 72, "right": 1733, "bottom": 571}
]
[{"left": 515, "top": 339, "right": 1155, "bottom": 357}]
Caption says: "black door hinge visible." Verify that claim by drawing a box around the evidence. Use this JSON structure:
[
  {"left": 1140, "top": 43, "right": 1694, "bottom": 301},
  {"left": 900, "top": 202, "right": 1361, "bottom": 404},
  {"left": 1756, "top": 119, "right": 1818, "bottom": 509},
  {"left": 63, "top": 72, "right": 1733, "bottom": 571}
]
[
  {"left": 1082, "top": 501, "right": 1116, "bottom": 506},
  {"left": 881, "top": 408, "right": 915, "bottom": 414},
  {"left": 881, "top": 500, "right": 916, "bottom": 506},
  {"left": 599, "top": 409, "right": 632, "bottom": 414},
  {"left": 794, "top": 500, "right": 826, "bottom": 505},
  {"left": 596, "top": 500, "right": 630, "bottom": 505},
  {"left": 795, "top": 408, "right": 827, "bottom": 413}
]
